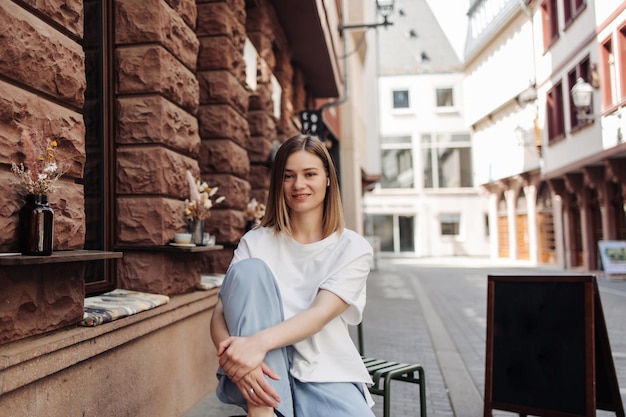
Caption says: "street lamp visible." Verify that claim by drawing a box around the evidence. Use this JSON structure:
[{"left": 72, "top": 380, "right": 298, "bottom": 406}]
[
  {"left": 338, "top": 0, "right": 395, "bottom": 33},
  {"left": 570, "top": 77, "right": 594, "bottom": 121}
]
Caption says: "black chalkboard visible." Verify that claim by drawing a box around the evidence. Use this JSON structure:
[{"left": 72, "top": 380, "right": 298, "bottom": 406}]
[{"left": 484, "top": 275, "right": 624, "bottom": 417}]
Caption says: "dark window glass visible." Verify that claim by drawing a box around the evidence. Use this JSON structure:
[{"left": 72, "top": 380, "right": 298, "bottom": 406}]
[
  {"left": 82, "top": 0, "right": 115, "bottom": 294},
  {"left": 399, "top": 216, "right": 414, "bottom": 252},
  {"left": 392, "top": 90, "right": 410, "bottom": 109}
]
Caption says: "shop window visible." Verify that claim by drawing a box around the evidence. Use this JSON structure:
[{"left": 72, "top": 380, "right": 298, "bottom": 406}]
[
  {"left": 612, "top": 182, "right": 626, "bottom": 240},
  {"left": 498, "top": 194, "right": 509, "bottom": 258},
  {"left": 537, "top": 183, "right": 556, "bottom": 262},
  {"left": 366, "top": 214, "right": 415, "bottom": 253},
  {"left": 422, "top": 133, "right": 473, "bottom": 188},
  {"left": 541, "top": 0, "right": 559, "bottom": 51},
  {"left": 392, "top": 89, "right": 410, "bottom": 109},
  {"left": 370, "top": 214, "right": 394, "bottom": 252},
  {"left": 546, "top": 81, "right": 565, "bottom": 143},
  {"left": 440, "top": 213, "right": 460, "bottom": 236},
  {"left": 82, "top": 0, "right": 116, "bottom": 295},
  {"left": 399, "top": 215, "right": 415, "bottom": 252}
]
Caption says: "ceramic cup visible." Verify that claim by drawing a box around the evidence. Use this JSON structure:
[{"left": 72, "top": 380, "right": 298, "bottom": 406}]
[{"left": 174, "top": 233, "right": 192, "bottom": 244}]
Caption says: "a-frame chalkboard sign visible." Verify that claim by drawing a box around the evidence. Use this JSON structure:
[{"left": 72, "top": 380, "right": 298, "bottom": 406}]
[{"left": 484, "top": 274, "right": 624, "bottom": 417}]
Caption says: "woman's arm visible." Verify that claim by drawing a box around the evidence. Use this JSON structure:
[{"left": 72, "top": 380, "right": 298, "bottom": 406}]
[
  {"left": 218, "top": 289, "right": 349, "bottom": 382},
  {"left": 211, "top": 298, "right": 282, "bottom": 407},
  {"left": 210, "top": 299, "right": 230, "bottom": 350}
]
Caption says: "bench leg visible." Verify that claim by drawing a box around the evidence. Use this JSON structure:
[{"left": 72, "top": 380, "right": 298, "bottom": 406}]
[
  {"left": 383, "top": 375, "right": 392, "bottom": 417},
  {"left": 384, "top": 369, "right": 427, "bottom": 417},
  {"left": 418, "top": 367, "right": 427, "bottom": 417}
]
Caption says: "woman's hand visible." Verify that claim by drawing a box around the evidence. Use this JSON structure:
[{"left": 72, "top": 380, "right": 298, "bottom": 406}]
[
  {"left": 218, "top": 335, "right": 267, "bottom": 382},
  {"left": 234, "top": 363, "right": 281, "bottom": 408}
]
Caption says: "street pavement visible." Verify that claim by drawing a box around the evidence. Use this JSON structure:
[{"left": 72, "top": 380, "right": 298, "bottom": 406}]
[{"left": 185, "top": 257, "right": 626, "bottom": 417}]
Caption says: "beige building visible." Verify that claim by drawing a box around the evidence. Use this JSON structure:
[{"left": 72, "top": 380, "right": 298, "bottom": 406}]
[{"left": 0, "top": 0, "right": 377, "bottom": 415}]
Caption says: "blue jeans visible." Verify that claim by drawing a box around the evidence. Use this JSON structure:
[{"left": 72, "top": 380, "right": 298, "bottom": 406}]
[{"left": 216, "top": 258, "right": 374, "bottom": 417}]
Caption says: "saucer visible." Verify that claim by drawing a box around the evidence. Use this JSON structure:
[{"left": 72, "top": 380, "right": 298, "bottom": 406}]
[{"left": 169, "top": 242, "right": 196, "bottom": 247}]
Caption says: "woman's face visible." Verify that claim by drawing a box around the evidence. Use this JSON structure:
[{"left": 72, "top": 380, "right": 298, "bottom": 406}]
[{"left": 282, "top": 150, "right": 328, "bottom": 216}]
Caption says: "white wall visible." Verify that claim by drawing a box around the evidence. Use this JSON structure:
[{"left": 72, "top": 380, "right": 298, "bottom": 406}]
[{"left": 364, "top": 70, "right": 490, "bottom": 257}]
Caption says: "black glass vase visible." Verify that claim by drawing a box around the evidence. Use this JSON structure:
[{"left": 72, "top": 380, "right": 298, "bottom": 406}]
[
  {"left": 19, "top": 194, "right": 54, "bottom": 256},
  {"left": 188, "top": 218, "right": 205, "bottom": 246}
]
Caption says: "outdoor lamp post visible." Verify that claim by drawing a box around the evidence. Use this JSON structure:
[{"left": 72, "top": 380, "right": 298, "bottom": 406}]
[
  {"left": 570, "top": 77, "right": 594, "bottom": 121},
  {"left": 338, "top": 0, "right": 395, "bottom": 33}
]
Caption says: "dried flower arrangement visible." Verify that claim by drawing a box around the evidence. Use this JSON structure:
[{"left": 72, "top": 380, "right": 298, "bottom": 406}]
[
  {"left": 243, "top": 198, "right": 266, "bottom": 225},
  {"left": 183, "top": 170, "right": 225, "bottom": 221},
  {"left": 11, "top": 129, "right": 66, "bottom": 196}
]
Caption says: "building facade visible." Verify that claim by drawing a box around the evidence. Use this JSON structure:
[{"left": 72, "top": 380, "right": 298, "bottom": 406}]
[
  {"left": 363, "top": 0, "right": 491, "bottom": 258},
  {"left": 468, "top": 0, "right": 626, "bottom": 270},
  {"left": 0, "top": 0, "right": 376, "bottom": 414}
]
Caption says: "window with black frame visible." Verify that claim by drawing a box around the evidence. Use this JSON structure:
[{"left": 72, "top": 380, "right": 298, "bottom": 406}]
[{"left": 82, "top": 0, "right": 116, "bottom": 295}]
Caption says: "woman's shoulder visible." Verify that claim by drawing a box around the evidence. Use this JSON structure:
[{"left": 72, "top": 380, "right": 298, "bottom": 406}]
[
  {"left": 338, "top": 229, "right": 374, "bottom": 254},
  {"left": 242, "top": 226, "right": 274, "bottom": 242}
]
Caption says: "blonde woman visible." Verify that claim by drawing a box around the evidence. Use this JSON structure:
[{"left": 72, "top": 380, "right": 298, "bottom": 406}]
[{"left": 210, "top": 134, "right": 374, "bottom": 417}]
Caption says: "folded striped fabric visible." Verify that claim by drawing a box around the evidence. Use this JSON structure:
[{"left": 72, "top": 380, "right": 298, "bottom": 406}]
[{"left": 80, "top": 289, "right": 170, "bottom": 327}]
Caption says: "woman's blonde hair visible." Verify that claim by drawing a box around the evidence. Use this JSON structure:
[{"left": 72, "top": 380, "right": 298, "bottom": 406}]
[{"left": 260, "top": 134, "right": 345, "bottom": 238}]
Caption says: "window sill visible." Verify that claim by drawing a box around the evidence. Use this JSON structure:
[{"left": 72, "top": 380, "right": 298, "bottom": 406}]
[
  {"left": 0, "top": 250, "right": 123, "bottom": 266},
  {"left": 114, "top": 244, "right": 224, "bottom": 253}
]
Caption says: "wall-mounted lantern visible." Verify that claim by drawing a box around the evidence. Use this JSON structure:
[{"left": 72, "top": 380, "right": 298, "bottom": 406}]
[
  {"left": 338, "top": 0, "right": 395, "bottom": 33},
  {"left": 570, "top": 77, "right": 594, "bottom": 121}
]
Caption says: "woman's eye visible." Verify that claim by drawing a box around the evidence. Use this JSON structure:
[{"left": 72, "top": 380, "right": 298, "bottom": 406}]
[{"left": 306, "top": 172, "right": 316, "bottom": 177}]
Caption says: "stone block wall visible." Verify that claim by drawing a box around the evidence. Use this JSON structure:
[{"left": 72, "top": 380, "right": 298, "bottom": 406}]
[
  {"left": 0, "top": 0, "right": 89, "bottom": 342},
  {"left": 196, "top": 0, "right": 251, "bottom": 272},
  {"left": 0, "top": 263, "right": 85, "bottom": 345},
  {"left": 0, "top": 0, "right": 326, "bottom": 342},
  {"left": 114, "top": 0, "right": 205, "bottom": 294},
  {"left": 0, "top": 1, "right": 87, "bottom": 252}
]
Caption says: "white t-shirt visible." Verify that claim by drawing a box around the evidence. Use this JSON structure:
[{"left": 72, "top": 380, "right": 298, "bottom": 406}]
[{"left": 230, "top": 227, "right": 374, "bottom": 387}]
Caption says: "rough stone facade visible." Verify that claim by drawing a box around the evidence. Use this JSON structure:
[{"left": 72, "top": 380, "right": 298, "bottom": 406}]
[
  {"left": 0, "top": 0, "right": 322, "bottom": 344},
  {"left": 0, "top": 0, "right": 345, "bottom": 413}
]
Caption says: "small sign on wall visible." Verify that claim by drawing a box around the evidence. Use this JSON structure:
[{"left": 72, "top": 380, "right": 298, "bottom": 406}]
[
  {"left": 598, "top": 240, "right": 626, "bottom": 274},
  {"left": 299, "top": 110, "right": 325, "bottom": 137}
]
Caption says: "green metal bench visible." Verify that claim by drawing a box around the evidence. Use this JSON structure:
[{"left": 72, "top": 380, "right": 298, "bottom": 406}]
[{"left": 357, "top": 322, "right": 427, "bottom": 417}]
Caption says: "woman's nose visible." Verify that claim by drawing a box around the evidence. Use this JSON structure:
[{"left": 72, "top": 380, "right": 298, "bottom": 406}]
[{"left": 293, "top": 175, "right": 305, "bottom": 188}]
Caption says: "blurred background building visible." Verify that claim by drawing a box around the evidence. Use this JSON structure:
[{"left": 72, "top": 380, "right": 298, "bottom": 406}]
[
  {"left": 468, "top": 0, "right": 626, "bottom": 270},
  {"left": 363, "top": 0, "right": 491, "bottom": 258}
]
